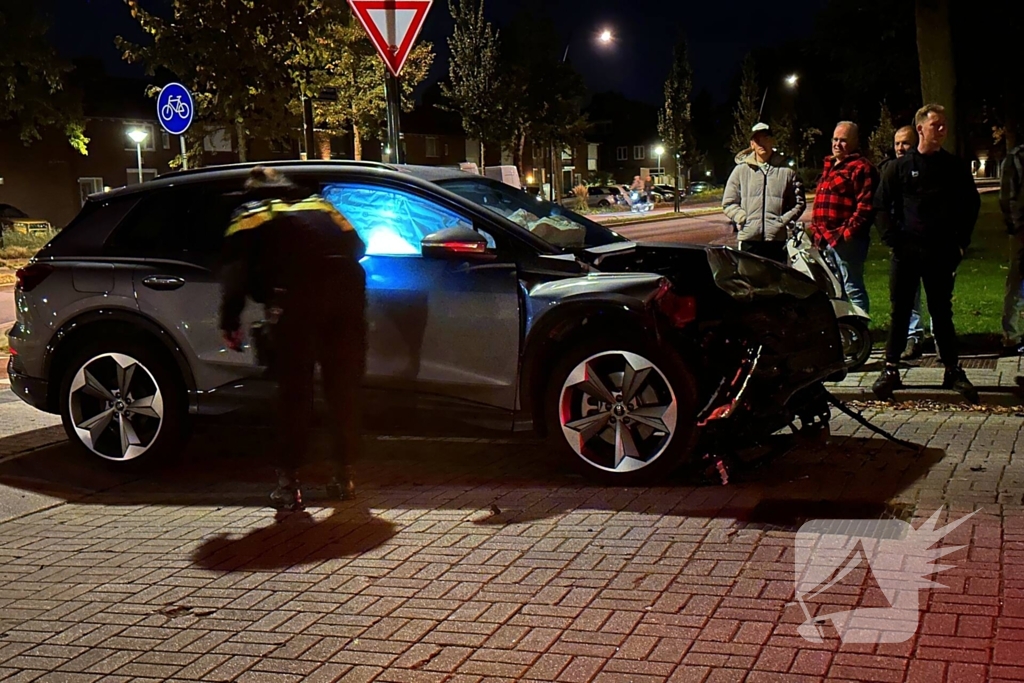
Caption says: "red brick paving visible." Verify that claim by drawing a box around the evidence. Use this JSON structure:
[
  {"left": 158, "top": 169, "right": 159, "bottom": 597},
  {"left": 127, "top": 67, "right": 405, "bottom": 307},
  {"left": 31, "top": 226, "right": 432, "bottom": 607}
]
[{"left": 0, "top": 409, "right": 1021, "bottom": 681}]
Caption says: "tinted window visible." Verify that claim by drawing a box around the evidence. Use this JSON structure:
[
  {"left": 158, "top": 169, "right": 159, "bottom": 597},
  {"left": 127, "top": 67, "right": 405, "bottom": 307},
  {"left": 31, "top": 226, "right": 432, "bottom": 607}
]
[
  {"left": 436, "top": 177, "right": 628, "bottom": 251},
  {"left": 107, "top": 184, "right": 246, "bottom": 261},
  {"left": 321, "top": 183, "right": 473, "bottom": 257},
  {"left": 39, "top": 195, "right": 141, "bottom": 258}
]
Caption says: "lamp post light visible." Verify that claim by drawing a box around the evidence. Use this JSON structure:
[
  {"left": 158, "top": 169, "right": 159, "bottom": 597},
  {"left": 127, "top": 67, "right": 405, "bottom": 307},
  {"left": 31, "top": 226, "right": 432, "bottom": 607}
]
[
  {"left": 785, "top": 73, "right": 799, "bottom": 89},
  {"left": 127, "top": 129, "right": 148, "bottom": 184},
  {"left": 654, "top": 145, "right": 665, "bottom": 179}
]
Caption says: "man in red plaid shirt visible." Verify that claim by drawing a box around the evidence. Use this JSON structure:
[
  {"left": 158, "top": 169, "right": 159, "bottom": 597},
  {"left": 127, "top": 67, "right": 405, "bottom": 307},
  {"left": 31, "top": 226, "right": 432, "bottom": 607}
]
[{"left": 810, "top": 121, "right": 879, "bottom": 313}]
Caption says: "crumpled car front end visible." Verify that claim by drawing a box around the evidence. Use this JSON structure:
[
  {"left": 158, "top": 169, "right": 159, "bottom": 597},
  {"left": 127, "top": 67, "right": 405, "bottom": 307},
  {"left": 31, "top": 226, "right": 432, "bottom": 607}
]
[{"left": 634, "top": 244, "right": 846, "bottom": 448}]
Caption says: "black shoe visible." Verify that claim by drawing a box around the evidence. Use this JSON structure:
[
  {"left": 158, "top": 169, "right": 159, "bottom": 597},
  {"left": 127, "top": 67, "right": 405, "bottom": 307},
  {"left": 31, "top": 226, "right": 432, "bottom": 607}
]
[
  {"left": 326, "top": 465, "right": 356, "bottom": 501},
  {"left": 271, "top": 469, "right": 304, "bottom": 512},
  {"left": 872, "top": 366, "right": 903, "bottom": 402},
  {"left": 943, "top": 366, "right": 980, "bottom": 404},
  {"left": 901, "top": 336, "right": 924, "bottom": 361}
]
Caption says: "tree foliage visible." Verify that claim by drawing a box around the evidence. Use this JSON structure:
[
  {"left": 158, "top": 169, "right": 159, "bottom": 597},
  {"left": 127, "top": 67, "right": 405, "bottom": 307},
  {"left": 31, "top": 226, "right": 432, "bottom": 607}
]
[
  {"left": 294, "top": 11, "right": 433, "bottom": 160},
  {"left": 730, "top": 55, "right": 761, "bottom": 155},
  {"left": 117, "top": 0, "right": 343, "bottom": 161},
  {"left": 441, "top": 0, "right": 503, "bottom": 162},
  {"left": 658, "top": 36, "right": 695, "bottom": 207},
  {"left": 0, "top": 4, "right": 88, "bottom": 153},
  {"left": 868, "top": 102, "right": 897, "bottom": 164},
  {"left": 497, "top": 8, "right": 588, "bottom": 174}
]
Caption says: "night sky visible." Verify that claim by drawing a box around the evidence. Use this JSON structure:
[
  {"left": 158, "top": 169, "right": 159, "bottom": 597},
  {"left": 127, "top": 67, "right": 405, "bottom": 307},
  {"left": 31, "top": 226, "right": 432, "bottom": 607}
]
[{"left": 49, "top": 0, "right": 829, "bottom": 105}]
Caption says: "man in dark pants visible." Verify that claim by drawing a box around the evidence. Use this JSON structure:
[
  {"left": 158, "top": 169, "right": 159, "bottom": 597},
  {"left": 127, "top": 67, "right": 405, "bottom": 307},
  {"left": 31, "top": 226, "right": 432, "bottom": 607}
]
[
  {"left": 872, "top": 104, "right": 981, "bottom": 403},
  {"left": 220, "top": 167, "right": 367, "bottom": 511}
]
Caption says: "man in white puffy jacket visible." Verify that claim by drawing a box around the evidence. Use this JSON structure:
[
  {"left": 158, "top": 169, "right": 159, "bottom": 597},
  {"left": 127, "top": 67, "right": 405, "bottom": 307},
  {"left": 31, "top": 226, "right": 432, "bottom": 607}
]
[{"left": 722, "top": 122, "right": 807, "bottom": 263}]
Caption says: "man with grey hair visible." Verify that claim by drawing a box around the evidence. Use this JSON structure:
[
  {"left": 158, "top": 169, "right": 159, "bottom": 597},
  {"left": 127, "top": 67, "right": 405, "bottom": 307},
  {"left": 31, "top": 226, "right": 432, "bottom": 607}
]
[{"left": 810, "top": 121, "right": 879, "bottom": 314}]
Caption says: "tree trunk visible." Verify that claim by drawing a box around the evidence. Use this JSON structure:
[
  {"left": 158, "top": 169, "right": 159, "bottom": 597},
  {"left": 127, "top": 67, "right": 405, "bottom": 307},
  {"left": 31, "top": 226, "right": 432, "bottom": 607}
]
[
  {"left": 480, "top": 141, "right": 486, "bottom": 173},
  {"left": 916, "top": 0, "right": 957, "bottom": 153},
  {"left": 235, "top": 120, "right": 248, "bottom": 163},
  {"left": 353, "top": 124, "right": 363, "bottom": 161}
]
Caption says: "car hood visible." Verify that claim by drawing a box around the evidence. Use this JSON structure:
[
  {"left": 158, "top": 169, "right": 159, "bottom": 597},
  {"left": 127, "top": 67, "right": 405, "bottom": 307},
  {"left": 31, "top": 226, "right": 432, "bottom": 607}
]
[{"left": 583, "top": 241, "right": 820, "bottom": 302}]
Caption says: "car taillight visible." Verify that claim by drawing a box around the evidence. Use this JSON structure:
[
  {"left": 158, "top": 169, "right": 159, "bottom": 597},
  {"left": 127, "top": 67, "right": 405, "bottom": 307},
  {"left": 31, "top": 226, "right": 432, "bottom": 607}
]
[
  {"left": 15, "top": 264, "right": 54, "bottom": 292},
  {"left": 654, "top": 281, "right": 697, "bottom": 328}
]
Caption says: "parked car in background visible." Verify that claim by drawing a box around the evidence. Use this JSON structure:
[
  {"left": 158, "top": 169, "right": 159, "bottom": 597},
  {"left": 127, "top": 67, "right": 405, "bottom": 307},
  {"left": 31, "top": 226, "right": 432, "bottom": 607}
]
[
  {"left": 0, "top": 204, "right": 52, "bottom": 234},
  {"left": 688, "top": 181, "right": 713, "bottom": 195},
  {"left": 9, "top": 161, "right": 845, "bottom": 485},
  {"left": 654, "top": 184, "right": 685, "bottom": 202},
  {"left": 561, "top": 186, "right": 616, "bottom": 209}
]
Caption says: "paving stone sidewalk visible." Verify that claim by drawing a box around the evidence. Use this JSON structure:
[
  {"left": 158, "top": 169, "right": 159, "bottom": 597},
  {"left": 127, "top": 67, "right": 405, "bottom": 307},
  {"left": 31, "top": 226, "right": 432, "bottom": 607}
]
[
  {"left": 828, "top": 351, "right": 1024, "bottom": 405},
  {"left": 0, "top": 406, "right": 1021, "bottom": 682}
]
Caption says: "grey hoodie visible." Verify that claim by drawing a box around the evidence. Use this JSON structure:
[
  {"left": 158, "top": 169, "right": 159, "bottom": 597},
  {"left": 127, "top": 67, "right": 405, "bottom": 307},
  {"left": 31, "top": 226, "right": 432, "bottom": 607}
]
[{"left": 722, "top": 149, "right": 806, "bottom": 242}]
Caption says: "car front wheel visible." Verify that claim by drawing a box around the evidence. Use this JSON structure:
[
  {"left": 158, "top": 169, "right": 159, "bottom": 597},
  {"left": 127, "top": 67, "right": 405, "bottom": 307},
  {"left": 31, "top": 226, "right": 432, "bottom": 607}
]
[
  {"left": 544, "top": 337, "right": 698, "bottom": 484},
  {"left": 59, "top": 340, "right": 189, "bottom": 467}
]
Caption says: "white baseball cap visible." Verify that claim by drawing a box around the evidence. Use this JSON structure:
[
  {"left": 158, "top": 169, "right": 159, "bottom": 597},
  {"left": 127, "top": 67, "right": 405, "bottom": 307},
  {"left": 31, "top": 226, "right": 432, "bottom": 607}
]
[{"left": 751, "top": 122, "right": 772, "bottom": 136}]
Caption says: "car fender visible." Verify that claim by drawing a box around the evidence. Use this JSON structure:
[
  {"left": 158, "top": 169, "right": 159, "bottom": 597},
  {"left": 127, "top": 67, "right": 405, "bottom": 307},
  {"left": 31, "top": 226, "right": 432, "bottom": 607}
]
[
  {"left": 43, "top": 308, "right": 198, "bottom": 412},
  {"left": 518, "top": 273, "right": 669, "bottom": 415}
]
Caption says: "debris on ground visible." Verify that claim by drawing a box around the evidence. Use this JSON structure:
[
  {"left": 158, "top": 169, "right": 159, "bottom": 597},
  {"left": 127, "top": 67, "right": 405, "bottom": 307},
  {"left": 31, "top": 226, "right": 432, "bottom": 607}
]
[{"left": 846, "top": 399, "right": 1024, "bottom": 416}]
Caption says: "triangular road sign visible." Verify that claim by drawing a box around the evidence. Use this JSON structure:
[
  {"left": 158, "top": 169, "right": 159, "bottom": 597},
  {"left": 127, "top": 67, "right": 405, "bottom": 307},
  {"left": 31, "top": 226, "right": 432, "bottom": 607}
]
[{"left": 349, "top": 0, "right": 433, "bottom": 77}]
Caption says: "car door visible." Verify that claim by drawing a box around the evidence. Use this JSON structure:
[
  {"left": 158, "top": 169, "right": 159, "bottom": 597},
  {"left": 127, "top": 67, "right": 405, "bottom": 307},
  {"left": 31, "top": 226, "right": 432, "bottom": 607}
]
[
  {"left": 319, "top": 180, "right": 521, "bottom": 411},
  {"left": 108, "top": 183, "right": 266, "bottom": 393}
]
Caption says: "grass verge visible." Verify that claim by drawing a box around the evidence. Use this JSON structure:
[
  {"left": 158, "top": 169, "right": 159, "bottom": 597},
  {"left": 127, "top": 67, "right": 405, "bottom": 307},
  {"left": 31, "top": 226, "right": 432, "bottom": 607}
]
[{"left": 863, "top": 193, "right": 1008, "bottom": 338}]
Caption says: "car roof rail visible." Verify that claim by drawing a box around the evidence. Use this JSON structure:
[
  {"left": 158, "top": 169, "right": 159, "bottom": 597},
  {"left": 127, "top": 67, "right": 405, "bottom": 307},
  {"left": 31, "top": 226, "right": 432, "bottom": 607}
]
[{"left": 157, "top": 159, "right": 397, "bottom": 180}]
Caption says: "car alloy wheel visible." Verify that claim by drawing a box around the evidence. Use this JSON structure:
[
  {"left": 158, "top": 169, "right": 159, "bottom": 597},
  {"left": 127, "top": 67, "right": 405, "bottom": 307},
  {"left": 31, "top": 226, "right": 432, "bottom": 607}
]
[
  {"left": 68, "top": 352, "right": 165, "bottom": 462},
  {"left": 558, "top": 350, "right": 678, "bottom": 475}
]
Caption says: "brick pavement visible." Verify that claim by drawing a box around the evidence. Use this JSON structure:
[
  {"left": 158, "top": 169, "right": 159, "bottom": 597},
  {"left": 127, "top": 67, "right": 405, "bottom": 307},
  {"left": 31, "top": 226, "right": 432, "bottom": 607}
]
[{"left": 0, "top": 404, "right": 1021, "bottom": 681}]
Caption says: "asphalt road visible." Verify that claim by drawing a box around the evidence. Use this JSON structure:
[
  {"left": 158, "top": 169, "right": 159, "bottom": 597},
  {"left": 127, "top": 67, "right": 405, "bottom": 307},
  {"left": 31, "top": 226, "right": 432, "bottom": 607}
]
[{"left": 611, "top": 212, "right": 736, "bottom": 247}]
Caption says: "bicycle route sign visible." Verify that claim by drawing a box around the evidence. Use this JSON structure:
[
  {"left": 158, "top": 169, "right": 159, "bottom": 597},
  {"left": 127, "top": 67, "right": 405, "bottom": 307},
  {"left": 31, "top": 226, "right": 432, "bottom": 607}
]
[{"left": 156, "top": 83, "right": 194, "bottom": 136}]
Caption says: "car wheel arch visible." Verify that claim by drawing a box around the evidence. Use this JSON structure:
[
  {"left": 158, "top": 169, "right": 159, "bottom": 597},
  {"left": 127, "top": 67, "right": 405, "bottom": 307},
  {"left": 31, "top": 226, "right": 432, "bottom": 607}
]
[
  {"left": 520, "top": 301, "right": 660, "bottom": 435},
  {"left": 44, "top": 311, "right": 197, "bottom": 413}
]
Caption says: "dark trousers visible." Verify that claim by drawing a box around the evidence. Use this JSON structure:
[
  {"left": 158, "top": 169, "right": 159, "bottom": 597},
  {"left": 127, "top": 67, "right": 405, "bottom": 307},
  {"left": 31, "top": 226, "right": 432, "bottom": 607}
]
[
  {"left": 273, "top": 298, "right": 367, "bottom": 475},
  {"left": 739, "top": 240, "right": 788, "bottom": 265},
  {"left": 886, "top": 243, "right": 960, "bottom": 367}
]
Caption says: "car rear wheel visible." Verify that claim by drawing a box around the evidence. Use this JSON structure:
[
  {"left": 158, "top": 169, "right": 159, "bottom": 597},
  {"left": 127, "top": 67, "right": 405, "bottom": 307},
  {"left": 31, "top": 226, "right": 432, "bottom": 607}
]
[
  {"left": 59, "top": 340, "right": 189, "bottom": 468},
  {"left": 544, "top": 337, "right": 698, "bottom": 484}
]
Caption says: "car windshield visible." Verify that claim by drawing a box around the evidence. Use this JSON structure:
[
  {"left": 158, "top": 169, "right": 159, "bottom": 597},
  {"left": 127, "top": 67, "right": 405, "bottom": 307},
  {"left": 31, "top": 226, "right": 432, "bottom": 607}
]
[{"left": 436, "top": 177, "right": 628, "bottom": 251}]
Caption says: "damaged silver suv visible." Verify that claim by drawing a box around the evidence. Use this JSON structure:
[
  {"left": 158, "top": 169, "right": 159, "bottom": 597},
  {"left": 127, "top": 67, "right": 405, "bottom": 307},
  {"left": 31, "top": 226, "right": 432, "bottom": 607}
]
[{"left": 7, "top": 161, "right": 845, "bottom": 483}]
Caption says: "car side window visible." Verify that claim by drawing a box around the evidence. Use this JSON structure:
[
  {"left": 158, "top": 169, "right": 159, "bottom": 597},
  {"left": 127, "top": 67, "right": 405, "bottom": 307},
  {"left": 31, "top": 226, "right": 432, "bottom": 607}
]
[
  {"left": 321, "top": 183, "right": 477, "bottom": 256},
  {"left": 107, "top": 185, "right": 247, "bottom": 261}
]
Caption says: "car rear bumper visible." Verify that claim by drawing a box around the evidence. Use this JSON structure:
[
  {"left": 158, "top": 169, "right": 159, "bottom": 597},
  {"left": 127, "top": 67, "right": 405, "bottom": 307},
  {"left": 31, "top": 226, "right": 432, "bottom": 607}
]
[{"left": 8, "top": 359, "right": 52, "bottom": 413}]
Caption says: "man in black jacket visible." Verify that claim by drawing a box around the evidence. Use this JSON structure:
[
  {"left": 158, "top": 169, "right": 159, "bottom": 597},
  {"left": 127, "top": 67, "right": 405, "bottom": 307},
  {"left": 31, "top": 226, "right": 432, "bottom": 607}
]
[
  {"left": 872, "top": 104, "right": 981, "bottom": 403},
  {"left": 220, "top": 167, "right": 367, "bottom": 511}
]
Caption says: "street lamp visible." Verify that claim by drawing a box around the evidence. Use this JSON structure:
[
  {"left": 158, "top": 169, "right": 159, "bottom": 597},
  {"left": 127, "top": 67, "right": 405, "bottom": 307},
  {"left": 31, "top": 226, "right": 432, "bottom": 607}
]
[
  {"left": 127, "top": 129, "right": 148, "bottom": 185},
  {"left": 655, "top": 145, "right": 665, "bottom": 176},
  {"left": 785, "top": 74, "right": 799, "bottom": 88},
  {"left": 599, "top": 29, "right": 613, "bottom": 44}
]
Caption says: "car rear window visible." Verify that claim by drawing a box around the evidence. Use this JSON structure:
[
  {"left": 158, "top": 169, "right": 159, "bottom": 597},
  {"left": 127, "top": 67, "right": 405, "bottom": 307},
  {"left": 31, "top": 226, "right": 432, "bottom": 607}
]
[
  {"left": 106, "top": 184, "right": 247, "bottom": 262},
  {"left": 37, "top": 195, "right": 141, "bottom": 258}
]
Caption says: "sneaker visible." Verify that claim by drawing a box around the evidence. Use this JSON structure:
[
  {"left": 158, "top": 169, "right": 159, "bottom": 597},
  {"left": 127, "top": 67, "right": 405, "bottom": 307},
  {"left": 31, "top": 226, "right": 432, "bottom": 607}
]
[
  {"left": 943, "top": 366, "right": 980, "bottom": 404},
  {"left": 270, "top": 469, "right": 304, "bottom": 512},
  {"left": 872, "top": 365, "right": 903, "bottom": 402},
  {"left": 326, "top": 464, "right": 356, "bottom": 501},
  {"left": 901, "top": 336, "right": 924, "bottom": 361}
]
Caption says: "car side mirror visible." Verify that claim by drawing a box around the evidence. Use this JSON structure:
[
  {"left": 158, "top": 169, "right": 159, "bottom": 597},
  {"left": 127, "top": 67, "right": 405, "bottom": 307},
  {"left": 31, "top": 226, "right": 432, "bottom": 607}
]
[{"left": 421, "top": 225, "right": 493, "bottom": 260}]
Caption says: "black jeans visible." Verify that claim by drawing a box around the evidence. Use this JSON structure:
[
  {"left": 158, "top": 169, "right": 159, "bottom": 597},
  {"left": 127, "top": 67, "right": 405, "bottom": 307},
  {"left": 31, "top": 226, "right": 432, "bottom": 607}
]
[
  {"left": 739, "top": 240, "right": 788, "bottom": 264},
  {"left": 272, "top": 292, "right": 367, "bottom": 476},
  {"left": 886, "top": 242, "right": 961, "bottom": 367}
]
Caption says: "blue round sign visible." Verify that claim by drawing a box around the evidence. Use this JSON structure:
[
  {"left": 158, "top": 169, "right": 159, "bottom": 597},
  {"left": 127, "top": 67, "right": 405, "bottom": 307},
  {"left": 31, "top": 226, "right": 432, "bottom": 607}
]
[{"left": 156, "top": 83, "right": 194, "bottom": 136}]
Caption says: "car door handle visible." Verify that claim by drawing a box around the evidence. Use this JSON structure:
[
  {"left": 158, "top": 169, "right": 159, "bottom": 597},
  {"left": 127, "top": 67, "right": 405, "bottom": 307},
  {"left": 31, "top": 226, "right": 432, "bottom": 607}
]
[{"left": 142, "top": 275, "right": 186, "bottom": 291}]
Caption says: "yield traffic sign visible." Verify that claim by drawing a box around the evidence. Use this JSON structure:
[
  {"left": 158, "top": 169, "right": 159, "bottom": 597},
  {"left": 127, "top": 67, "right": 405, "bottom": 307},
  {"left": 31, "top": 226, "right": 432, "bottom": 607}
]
[{"left": 348, "top": 0, "right": 433, "bottom": 77}]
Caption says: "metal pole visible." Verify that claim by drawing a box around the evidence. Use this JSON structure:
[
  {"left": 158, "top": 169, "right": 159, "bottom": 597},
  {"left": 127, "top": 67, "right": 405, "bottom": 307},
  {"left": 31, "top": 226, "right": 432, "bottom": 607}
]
[
  {"left": 136, "top": 143, "right": 144, "bottom": 184},
  {"left": 385, "top": 70, "right": 403, "bottom": 164},
  {"left": 302, "top": 96, "right": 316, "bottom": 161},
  {"left": 758, "top": 87, "right": 769, "bottom": 122},
  {"left": 180, "top": 135, "right": 188, "bottom": 171}
]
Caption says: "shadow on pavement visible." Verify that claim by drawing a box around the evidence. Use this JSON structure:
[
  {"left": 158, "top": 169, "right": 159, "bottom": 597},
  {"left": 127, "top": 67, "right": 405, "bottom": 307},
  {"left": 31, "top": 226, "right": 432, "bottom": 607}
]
[
  {"left": 190, "top": 505, "right": 399, "bottom": 571},
  {"left": 0, "top": 421, "right": 948, "bottom": 568}
]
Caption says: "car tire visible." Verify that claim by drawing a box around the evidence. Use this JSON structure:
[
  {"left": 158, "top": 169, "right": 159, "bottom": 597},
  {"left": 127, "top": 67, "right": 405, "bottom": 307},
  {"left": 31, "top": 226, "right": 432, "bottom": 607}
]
[
  {"left": 838, "top": 317, "right": 872, "bottom": 371},
  {"left": 543, "top": 335, "right": 699, "bottom": 485},
  {"left": 598, "top": 200, "right": 610, "bottom": 207},
  {"left": 59, "top": 338, "right": 190, "bottom": 469}
]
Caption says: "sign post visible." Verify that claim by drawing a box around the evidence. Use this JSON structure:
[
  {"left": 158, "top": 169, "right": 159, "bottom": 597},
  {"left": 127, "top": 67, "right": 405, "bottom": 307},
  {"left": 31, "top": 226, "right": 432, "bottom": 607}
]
[
  {"left": 348, "top": 0, "right": 433, "bottom": 164},
  {"left": 157, "top": 83, "right": 195, "bottom": 170}
]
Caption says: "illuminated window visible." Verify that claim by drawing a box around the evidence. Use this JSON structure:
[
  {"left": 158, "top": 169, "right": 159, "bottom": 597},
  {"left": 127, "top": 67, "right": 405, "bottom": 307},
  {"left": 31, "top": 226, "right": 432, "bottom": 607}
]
[{"left": 321, "top": 183, "right": 473, "bottom": 257}]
